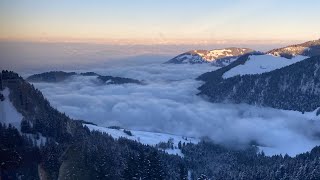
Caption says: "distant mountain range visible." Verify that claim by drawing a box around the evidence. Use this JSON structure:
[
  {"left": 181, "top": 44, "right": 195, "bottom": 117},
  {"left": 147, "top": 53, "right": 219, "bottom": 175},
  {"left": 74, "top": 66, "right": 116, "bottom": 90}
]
[
  {"left": 27, "top": 71, "right": 142, "bottom": 85},
  {"left": 165, "top": 39, "right": 320, "bottom": 67},
  {"left": 197, "top": 39, "right": 320, "bottom": 112},
  {"left": 165, "top": 47, "right": 257, "bottom": 66}
]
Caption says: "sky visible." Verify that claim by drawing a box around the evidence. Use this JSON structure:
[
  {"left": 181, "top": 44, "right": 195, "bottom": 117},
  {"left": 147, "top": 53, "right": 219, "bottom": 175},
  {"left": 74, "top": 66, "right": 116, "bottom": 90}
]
[{"left": 1, "top": 0, "right": 320, "bottom": 44}]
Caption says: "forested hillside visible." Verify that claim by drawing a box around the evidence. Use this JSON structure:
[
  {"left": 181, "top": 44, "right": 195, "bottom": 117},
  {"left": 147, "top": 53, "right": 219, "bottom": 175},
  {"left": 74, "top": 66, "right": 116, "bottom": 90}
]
[
  {"left": 27, "top": 71, "right": 142, "bottom": 85},
  {"left": 0, "top": 70, "right": 185, "bottom": 179},
  {"left": 198, "top": 56, "right": 320, "bottom": 112}
]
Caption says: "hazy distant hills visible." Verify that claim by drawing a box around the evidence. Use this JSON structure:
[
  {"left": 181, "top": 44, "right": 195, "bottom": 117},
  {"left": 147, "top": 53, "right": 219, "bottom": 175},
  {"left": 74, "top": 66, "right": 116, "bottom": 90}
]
[
  {"left": 26, "top": 71, "right": 77, "bottom": 83},
  {"left": 97, "top": 75, "right": 142, "bottom": 85},
  {"left": 165, "top": 47, "right": 257, "bottom": 66},
  {"left": 197, "top": 39, "right": 320, "bottom": 112},
  {"left": 27, "top": 71, "right": 142, "bottom": 85}
]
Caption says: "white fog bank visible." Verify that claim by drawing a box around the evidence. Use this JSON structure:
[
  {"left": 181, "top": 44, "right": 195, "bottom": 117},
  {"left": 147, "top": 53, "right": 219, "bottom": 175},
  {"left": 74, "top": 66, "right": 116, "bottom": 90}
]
[{"left": 30, "top": 63, "right": 320, "bottom": 156}]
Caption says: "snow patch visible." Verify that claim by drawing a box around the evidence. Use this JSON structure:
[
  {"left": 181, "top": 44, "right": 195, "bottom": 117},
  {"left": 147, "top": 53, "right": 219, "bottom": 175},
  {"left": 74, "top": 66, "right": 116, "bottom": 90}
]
[
  {"left": 164, "top": 148, "right": 185, "bottom": 157},
  {"left": 84, "top": 124, "right": 199, "bottom": 157},
  {"left": 223, "top": 55, "right": 308, "bottom": 79},
  {"left": 0, "top": 88, "right": 23, "bottom": 129},
  {"left": 170, "top": 48, "right": 250, "bottom": 64},
  {"left": 258, "top": 138, "right": 318, "bottom": 157},
  {"left": 25, "top": 133, "right": 47, "bottom": 147}
]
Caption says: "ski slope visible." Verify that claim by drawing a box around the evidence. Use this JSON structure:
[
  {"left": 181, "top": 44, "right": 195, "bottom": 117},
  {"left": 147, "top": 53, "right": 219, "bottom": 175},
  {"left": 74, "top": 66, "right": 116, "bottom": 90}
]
[
  {"left": 223, "top": 54, "right": 308, "bottom": 79},
  {"left": 84, "top": 124, "right": 200, "bottom": 157}
]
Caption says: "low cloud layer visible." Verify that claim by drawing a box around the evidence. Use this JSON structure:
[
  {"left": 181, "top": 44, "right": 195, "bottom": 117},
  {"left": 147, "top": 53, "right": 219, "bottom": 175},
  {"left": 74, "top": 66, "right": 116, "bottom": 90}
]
[{"left": 32, "top": 63, "right": 320, "bottom": 156}]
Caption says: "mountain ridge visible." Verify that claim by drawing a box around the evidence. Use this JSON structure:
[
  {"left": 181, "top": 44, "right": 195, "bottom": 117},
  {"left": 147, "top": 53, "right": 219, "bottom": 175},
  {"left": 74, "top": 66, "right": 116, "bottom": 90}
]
[
  {"left": 267, "top": 39, "right": 320, "bottom": 58},
  {"left": 27, "top": 71, "right": 143, "bottom": 85},
  {"left": 166, "top": 47, "right": 257, "bottom": 66}
]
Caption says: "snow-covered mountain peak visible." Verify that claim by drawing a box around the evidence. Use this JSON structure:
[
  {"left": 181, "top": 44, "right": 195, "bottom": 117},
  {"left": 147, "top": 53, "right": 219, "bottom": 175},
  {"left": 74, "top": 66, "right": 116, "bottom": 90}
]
[
  {"left": 188, "top": 48, "right": 245, "bottom": 62},
  {"left": 166, "top": 47, "right": 256, "bottom": 66},
  {"left": 268, "top": 39, "right": 320, "bottom": 58}
]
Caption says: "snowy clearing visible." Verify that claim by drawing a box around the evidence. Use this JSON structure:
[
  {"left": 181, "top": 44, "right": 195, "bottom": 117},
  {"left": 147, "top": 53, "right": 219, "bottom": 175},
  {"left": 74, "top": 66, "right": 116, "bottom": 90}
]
[
  {"left": 84, "top": 124, "right": 200, "bottom": 157},
  {"left": 0, "top": 88, "right": 23, "bottom": 129},
  {"left": 223, "top": 54, "right": 308, "bottom": 79}
]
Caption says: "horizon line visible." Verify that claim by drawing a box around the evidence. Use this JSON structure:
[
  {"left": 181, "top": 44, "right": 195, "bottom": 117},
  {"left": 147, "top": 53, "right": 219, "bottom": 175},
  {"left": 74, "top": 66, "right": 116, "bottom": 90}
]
[{"left": 0, "top": 37, "right": 313, "bottom": 46}]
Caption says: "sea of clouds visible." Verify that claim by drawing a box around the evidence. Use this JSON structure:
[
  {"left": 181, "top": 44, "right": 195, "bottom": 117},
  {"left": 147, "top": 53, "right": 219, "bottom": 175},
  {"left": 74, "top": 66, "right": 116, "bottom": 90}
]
[{"left": 31, "top": 63, "right": 320, "bottom": 156}]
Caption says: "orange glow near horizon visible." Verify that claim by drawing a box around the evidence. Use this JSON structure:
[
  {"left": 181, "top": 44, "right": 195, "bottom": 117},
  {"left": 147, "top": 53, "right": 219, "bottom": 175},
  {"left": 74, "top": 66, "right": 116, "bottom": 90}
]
[
  {"left": 0, "top": 36, "right": 310, "bottom": 46},
  {"left": 1, "top": 0, "right": 320, "bottom": 45}
]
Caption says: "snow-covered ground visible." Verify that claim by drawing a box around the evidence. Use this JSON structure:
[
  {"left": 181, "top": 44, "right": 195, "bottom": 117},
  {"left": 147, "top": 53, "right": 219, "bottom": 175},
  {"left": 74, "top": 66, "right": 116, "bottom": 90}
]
[
  {"left": 223, "top": 54, "right": 308, "bottom": 78},
  {"left": 0, "top": 88, "right": 23, "bottom": 129},
  {"left": 84, "top": 124, "right": 200, "bottom": 157},
  {"left": 86, "top": 123, "right": 320, "bottom": 157}
]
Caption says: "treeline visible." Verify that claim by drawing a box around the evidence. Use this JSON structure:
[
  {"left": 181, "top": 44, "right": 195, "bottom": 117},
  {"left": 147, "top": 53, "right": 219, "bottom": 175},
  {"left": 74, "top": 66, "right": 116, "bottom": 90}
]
[
  {"left": 2, "top": 120, "right": 320, "bottom": 180},
  {"left": 0, "top": 123, "right": 40, "bottom": 179},
  {"left": 182, "top": 142, "right": 320, "bottom": 180},
  {"left": 26, "top": 70, "right": 142, "bottom": 85},
  {"left": 0, "top": 122, "right": 186, "bottom": 179}
]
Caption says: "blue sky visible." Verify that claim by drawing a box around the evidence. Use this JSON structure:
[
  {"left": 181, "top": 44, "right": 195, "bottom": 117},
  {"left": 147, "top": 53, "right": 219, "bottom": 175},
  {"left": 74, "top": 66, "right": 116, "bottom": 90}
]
[{"left": 1, "top": 0, "right": 320, "bottom": 43}]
